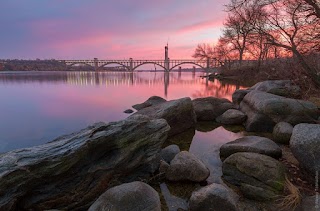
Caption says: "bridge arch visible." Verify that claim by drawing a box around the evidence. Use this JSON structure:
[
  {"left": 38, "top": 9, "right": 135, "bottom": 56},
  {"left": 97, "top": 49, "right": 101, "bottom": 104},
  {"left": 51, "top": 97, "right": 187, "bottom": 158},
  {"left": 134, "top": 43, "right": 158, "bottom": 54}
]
[
  {"left": 99, "top": 62, "right": 130, "bottom": 71},
  {"left": 169, "top": 62, "right": 207, "bottom": 72},
  {"left": 132, "top": 62, "right": 166, "bottom": 71}
]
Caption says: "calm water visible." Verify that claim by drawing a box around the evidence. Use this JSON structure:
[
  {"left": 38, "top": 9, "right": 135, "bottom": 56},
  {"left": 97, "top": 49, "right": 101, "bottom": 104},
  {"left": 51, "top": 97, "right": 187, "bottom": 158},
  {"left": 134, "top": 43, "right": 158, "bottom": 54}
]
[{"left": 0, "top": 71, "right": 244, "bottom": 155}]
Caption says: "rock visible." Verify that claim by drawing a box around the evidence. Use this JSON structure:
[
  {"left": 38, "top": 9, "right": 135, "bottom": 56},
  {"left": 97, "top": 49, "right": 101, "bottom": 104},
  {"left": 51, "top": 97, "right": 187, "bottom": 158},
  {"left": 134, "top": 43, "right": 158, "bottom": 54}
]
[
  {"left": 159, "top": 160, "right": 170, "bottom": 174},
  {"left": 220, "top": 136, "right": 282, "bottom": 160},
  {"left": 222, "top": 152, "right": 286, "bottom": 201},
  {"left": 0, "top": 115, "right": 170, "bottom": 210},
  {"left": 192, "top": 97, "right": 235, "bottom": 121},
  {"left": 240, "top": 91, "right": 319, "bottom": 132},
  {"left": 88, "top": 181, "right": 161, "bottom": 211},
  {"left": 133, "top": 97, "right": 196, "bottom": 136},
  {"left": 132, "top": 96, "right": 167, "bottom": 110},
  {"left": 160, "top": 144, "right": 180, "bottom": 164},
  {"left": 249, "top": 80, "right": 302, "bottom": 98},
  {"left": 273, "top": 122, "right": 293, "bottom": 144},
  {"left": 232, "top": 89, "right": 251, "bottom": 105},
  {"left": 189, "top": 183, "right": 239, "bottom": 211},
  {"left": 216, "top": 109, "right": 247, "bottom": 125},
  {"left": 290, "top": 124, "right": 320, "bottom": 177},
  {"left": 308, "top": 97, "right": 320, "bottom": 109},
  {"left": 124, "top": 109, "right": 134, "bottom": 114},
  {"left": 166, "top": 151, "right": 210, "bottom": 182},
  {"left": 295, "top": 195, "right": 320, "bottom": 211}
]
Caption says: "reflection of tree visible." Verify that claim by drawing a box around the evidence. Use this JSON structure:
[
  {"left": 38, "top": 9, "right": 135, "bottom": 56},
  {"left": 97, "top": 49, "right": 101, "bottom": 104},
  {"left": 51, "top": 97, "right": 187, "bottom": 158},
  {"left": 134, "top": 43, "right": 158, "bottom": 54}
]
[{"left": 192, "top": 79, "right": 246, "bottom": 100}]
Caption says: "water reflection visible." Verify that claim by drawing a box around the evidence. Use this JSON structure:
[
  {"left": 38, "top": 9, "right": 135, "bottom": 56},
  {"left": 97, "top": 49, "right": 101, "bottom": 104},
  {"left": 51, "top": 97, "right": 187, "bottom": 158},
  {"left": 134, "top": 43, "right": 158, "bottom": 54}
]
[
  {"left": 0, "top": 71, "right": 243, "bottom": 100},
  {"left": 0, "top": 71, "right": 245, "bottom": 153}
]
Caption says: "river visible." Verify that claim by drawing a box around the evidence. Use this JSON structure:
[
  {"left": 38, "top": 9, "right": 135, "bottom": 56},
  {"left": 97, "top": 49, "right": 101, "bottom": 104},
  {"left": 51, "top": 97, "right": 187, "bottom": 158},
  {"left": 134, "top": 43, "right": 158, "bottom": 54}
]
[
  {"left": 0, "top": 70, "right": 249, "bottom": 208},
  {"left": 1, "top": 70, "right": 247, "bottom": 175}
]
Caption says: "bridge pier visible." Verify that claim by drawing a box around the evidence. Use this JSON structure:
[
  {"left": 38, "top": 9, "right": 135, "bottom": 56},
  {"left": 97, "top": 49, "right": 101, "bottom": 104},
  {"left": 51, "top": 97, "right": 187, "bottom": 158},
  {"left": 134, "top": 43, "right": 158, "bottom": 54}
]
[{"left": 94, "top": 58, "right": 99, "bottom": 71}]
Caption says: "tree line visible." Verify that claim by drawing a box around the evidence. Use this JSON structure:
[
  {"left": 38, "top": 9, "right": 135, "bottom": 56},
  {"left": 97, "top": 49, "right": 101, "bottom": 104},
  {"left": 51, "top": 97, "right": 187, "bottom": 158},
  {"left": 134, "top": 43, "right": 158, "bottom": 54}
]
[{"left": 193, "top": 0, "right": 320, "bottom": 86}]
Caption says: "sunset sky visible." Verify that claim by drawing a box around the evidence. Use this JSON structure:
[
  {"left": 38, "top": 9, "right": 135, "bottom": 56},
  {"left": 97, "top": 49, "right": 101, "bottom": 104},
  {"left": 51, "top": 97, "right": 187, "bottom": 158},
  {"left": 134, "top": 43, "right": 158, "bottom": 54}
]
[{"left": 0, "top": 0, "right": 228, "bottom": 60}]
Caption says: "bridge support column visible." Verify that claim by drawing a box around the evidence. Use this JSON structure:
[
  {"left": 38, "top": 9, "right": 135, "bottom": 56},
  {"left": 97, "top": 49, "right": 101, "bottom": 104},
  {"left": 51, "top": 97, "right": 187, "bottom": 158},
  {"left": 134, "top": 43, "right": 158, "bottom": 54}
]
[
  {"left": 129, "top": 58, "right": 133, "bottom": 71},
  {"left": 94, "top": 58, "right": 99, "bottom": 71}
]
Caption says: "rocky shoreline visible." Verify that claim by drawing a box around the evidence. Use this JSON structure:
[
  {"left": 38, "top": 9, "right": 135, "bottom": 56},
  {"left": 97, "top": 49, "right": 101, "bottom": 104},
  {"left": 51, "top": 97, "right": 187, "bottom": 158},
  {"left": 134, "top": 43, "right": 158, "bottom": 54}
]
[{"left": 0, "top": 80, "right": 319, "bottom": 211}]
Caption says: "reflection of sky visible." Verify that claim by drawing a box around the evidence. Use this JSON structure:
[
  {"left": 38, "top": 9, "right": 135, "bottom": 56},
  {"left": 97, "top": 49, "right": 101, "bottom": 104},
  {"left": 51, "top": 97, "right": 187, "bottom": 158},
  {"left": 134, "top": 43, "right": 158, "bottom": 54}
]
[
  {"left": 0, "top": 71, "right": 245, "bottom": 153},
  {"left": 189, "top": 126, "right": 244, "bottom": 184}
]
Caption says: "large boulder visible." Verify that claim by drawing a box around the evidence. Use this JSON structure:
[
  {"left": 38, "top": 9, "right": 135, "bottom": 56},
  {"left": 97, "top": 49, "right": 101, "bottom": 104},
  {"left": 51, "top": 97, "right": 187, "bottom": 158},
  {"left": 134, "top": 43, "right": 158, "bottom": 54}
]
[
  {"left": 189, "top": 183, "right": 239, "bottom": 211},
  {"left": 88, "top": 181, "right": 161, "bottom": 211},
  {"left": 249, "top": 80, "right": 302, "bottom": 98},
  {"left": 232, "top": 80, "right": 301, "bottom": 106},
  {"left": 216, "top": 109, "right": 247, "bottom": 125},
  {"left": 220, "top": 136, "right": 282, "bottom": 160},
  {"left": 0, "top": 115, "right": 170, "bottom": 210},
  {"left": 240, "top": 91, "right": 319, "bottom": 132},
  {"left": 165, "top": 151, "right": 210, "bottom": 182},
  {"left": 133, "top": 97, "right": 196, "bottom": 136},
  {"left": 160, "top": 144, "right": 180, "bottom": 164},
  {"left": 290, "top": 124, "right": 320, "bottom": 178},
  {"left": 272, "top": 122, "right": 293, "bottom": 144},
  {"left": 192, "top": 97, "right": 235, "bottom": 121},
  {"left": 132, "top": 96, "right": 167, "bottom": 111},
  {"left": 222, "top": 152, "right": 286, "bottom": 201}
]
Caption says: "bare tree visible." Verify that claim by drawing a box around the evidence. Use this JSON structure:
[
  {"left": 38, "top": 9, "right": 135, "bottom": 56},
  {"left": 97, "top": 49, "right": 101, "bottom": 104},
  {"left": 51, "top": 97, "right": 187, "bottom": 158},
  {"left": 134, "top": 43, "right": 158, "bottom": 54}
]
[
  {"left": 260, "top": 0, "right": 320, "bottom": 86},
  {"left": 192, "top": 43, "right": 215, "bottom": 61},
  {"left": 227, "top": 0, "right": 320, "bottom": 18},
  {"left": 222, "top": 3, "right": 264, "bottom": 63},
  {"left": 226, "top": 0, "right": 320, "bottom": 86}
]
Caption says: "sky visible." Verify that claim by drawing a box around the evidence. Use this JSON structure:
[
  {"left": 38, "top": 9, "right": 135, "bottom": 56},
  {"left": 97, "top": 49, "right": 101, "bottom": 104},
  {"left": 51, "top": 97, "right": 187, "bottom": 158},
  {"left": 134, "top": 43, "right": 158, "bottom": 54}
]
[{"left": 0, "top": 0, "right": 228, "bottom": 60}]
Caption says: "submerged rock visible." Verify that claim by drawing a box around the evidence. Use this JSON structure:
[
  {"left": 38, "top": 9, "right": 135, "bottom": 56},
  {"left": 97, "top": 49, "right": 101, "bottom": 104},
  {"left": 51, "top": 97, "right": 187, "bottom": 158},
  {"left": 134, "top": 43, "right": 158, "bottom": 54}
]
[
  {"left": 189, "top": 183, "right": 239, "bottom": 211},
  {"left": 124, "top": 109, "right": 134, "bottom": 114},
  {"left": 166, "top": 151, "right": 210, "bottom": 182},
  {"left": 160, "top": 183, "right": 189, "bottom": 211},
  {"left": 222, "top": 152, "right": 286, "bottom": 201},
  {"left": 240, "top": 91, "right": 319, "bottom": 132},
  {"left": 290, "top": 124, "right": 320, "bottom": 178},
  {"left": 133, "top": 97, "right": 196, "bottom": 136},
  {"left": 272, "top": 122, "right": 293, "bottom": 144},
  {"left": 216, "top": 109, "right": 247, "bottom": 125},
  {"left": 220, "top": 136, "right": 282, "bottom": 160},
  {"left": 88, "top": 181, "right": 161, "bottom": 211},
  {"left": 192, "top": 97, "right": 235, "bottom": 121},
  {"left": 132, "top": 96, "right": 167, "bottom": 111},
  {"left": 0, "top": 115, "right": 170, "bottom": 210}
]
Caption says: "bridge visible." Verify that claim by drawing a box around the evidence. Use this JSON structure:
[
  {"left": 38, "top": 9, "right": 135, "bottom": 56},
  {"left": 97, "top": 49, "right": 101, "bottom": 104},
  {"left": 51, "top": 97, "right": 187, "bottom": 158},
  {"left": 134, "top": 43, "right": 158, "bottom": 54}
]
[{"left": 58, "top": 45, "right": 224, "bottom": 72}]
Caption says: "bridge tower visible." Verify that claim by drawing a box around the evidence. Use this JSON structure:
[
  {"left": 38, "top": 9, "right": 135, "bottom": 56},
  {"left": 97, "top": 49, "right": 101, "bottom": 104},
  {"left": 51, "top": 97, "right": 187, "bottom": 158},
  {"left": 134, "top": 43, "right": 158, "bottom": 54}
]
[
  {"left": 129, "top": 58, "right": 133, "bottom": 71},
  {"left": 164, "top": 44, "right": 169, "bottom": 71}
]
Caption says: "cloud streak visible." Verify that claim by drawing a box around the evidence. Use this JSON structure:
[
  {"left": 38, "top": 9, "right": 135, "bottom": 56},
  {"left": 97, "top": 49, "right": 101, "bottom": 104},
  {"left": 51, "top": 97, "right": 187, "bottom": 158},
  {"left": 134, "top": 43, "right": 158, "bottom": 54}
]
[{"left": 0, "top": 0, "right": 228, "bottom": 59}]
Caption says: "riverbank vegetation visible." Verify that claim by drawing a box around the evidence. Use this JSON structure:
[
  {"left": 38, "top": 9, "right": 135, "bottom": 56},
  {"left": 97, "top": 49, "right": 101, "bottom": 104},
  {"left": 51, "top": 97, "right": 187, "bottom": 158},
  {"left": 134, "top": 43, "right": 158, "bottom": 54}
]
[{"left": 194, "top": 0, "right": 320, "bottom": 93}]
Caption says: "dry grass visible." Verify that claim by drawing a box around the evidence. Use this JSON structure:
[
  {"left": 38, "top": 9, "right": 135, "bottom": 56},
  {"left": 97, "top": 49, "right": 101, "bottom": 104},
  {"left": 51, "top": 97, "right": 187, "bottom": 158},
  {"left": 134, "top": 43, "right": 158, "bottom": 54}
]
[{"left": 277, "top": 176, "right": 302, "bottom": 211}]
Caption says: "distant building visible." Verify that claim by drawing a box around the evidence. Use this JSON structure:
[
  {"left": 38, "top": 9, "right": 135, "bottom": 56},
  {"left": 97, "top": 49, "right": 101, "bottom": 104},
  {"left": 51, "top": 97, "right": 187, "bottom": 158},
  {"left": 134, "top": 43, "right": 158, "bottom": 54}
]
[{"left": 0, "top": 63, "right": 4, "bottom": 71}]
